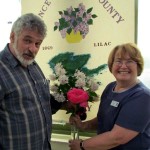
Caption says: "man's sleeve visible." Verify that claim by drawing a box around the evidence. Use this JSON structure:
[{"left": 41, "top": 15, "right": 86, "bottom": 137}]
[{"left": 50, "top": 94, "right": 63, "bottom": 114}]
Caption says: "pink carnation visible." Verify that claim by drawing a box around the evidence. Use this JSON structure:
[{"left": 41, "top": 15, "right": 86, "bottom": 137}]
[{"left": 67, "top": 88, "right": 89, "bottom": 104}]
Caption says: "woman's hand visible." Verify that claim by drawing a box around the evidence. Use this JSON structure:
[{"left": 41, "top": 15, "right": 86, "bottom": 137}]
[
  {"left": 68, "top": 139, "right": 82, "bottom": 150},
  {"left": 69, "top": 115, "right": 84, "bottom": 130}
]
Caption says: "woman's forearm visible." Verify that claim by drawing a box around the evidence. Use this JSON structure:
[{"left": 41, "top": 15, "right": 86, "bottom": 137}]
[{"left": 82, "top": 117, "right": 98, "bottom": 131}]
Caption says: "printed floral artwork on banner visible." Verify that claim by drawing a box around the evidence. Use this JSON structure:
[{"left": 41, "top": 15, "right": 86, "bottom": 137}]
[
  {"left": 48, "top": 52, "right": 107, "bottom": 120},
  {"left": 54, "top": 3, "right": 97, "bottom": 43},
  {"left": 21, "top": 0, "right": 136, "bottom": 126}
]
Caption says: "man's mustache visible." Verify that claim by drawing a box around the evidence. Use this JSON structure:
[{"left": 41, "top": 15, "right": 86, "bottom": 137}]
[{"left": 24, "top": 50, "right": 36, "bottom": 58}]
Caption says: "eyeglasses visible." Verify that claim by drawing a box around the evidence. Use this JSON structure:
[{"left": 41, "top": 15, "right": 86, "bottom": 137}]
[{"left": 113, "top": 60, "right": 137, "bottom": 67}]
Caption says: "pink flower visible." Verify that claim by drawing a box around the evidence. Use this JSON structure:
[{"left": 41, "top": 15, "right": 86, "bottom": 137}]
[
  {"left": 80, "top": 101, "right": 88, "bottom": 108},
  {"left": 67, "top": 88, "right": 89, "bottom": 104}
]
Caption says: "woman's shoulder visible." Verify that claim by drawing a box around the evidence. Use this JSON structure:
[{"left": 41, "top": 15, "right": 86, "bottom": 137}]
[
  {"left": 136, "top": 81, "right": 150, "bottom": 96},
  {"left": 105, "top": 81, "right": 116, "bottom": 89}
]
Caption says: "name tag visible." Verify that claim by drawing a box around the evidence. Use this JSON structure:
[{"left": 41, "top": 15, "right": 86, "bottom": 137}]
[{"left": 110, "top": 100, "right": 119, "bottom": 107}]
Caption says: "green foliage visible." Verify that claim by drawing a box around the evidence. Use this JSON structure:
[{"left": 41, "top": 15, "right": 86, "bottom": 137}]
[
  {"left": 48, "top": 52, "right": 107, "bottom": 77},
  {"left": 81, "top": 64, "right": 108, "bottom": 77}
]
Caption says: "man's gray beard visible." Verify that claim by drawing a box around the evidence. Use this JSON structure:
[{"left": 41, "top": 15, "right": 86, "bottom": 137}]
[{"left": 13, "top": 43, "right": 34, "bottom": 67}]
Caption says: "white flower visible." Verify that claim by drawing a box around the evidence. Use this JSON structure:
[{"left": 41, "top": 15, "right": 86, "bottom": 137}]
[
  {"left": 49, "top": 74, "right": 56, "bottom": 80},
  {"left": 88, "top": 79, "right": 100, "bottom": 92},
  {"left": 50, "top": 85, "right": 58, "bottom": 92},
  {"left": 75, "top": 78, "right": 86, "bottom": 88},
  {"left": 58, "top": 75, "right": 68, "bottom": 85},
  {"left": 74, "top": 70, "right": 86, "bottom": 80},
  {"left": 53, "top": 92, "right": 66, "bottom": 102},
  {"left": 54, "top": 63, "right": 66, "bottom": 75}
]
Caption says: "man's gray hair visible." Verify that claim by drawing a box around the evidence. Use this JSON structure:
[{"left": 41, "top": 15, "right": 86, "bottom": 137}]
[{"left": 11, "top": 13, "right": 47, "bottom": 38}]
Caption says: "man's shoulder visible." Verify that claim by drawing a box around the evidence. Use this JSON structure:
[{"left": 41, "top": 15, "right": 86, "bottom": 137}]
[{"left": 0, "top": 45, "right": 8, "bottom": 60}]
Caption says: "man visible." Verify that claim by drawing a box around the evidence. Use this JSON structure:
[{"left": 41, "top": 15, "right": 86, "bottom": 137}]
[{"left": 0, "top": 13, "right": 62, "bottom": 150}]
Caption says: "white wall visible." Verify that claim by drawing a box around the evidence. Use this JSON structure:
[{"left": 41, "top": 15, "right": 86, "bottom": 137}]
[
  {"left": 138, "top": 0, "right": 150, "bottom": 88},
  {"left": 0, "top": 0, "right": 21, "bottom": 50}
]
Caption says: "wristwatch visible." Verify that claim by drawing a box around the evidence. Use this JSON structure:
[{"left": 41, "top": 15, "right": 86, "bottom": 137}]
[{"left": 80, "top": 140, "right": 85, "bottom": 150}]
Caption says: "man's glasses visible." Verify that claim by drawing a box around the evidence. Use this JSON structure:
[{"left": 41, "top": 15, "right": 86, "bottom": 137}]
[{"left": 113, "top": 60, "right": 137, "bottom": 67}]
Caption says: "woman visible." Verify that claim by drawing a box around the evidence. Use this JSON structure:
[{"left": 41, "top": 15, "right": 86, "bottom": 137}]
[{"left": 69, "top": 43, "right": 150, "bottom": 150}]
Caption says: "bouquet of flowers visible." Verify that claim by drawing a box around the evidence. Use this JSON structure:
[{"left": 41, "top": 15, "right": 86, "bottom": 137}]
[
  {"left": 49, "top": 63, "right": 100, "bottom": 120},
  {"left": 54, "top": 3, "right": 97, "bottom": 39}
]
